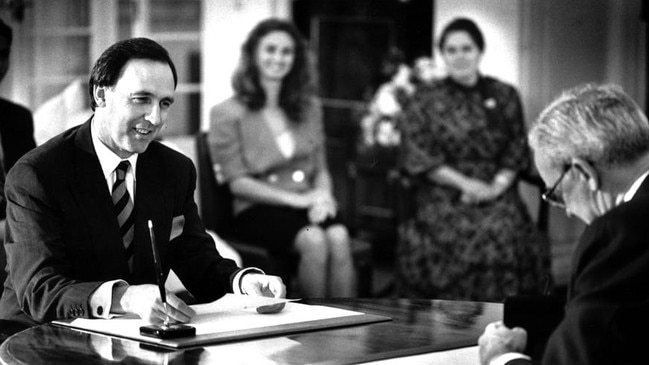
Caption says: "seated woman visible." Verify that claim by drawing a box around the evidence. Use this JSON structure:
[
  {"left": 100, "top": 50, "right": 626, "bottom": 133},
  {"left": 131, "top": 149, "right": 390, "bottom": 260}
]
[
  {"left": 208, "top": 18, "right": 356, "bottom": 298},
  {"left": 397, "top": 18, "right": 551, "bottom": 301}
]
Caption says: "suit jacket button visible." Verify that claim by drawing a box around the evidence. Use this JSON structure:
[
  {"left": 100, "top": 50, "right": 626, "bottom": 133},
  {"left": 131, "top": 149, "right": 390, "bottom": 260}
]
[
  {"left": 97, "top": 306, "right": 103, "bottom": 316},
  {"left": 292, "top": 170, "right": 305, "bottom": 182}
]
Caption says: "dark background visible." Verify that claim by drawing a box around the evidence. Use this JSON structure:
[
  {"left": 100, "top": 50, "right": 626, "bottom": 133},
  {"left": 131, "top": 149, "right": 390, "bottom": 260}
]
[{"left": 292, "top": 0, "right": 433, "bottom": 259}]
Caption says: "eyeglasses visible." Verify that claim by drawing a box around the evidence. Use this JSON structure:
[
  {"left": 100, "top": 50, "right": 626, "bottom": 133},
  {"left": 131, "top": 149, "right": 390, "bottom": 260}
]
[{"left": 542, "top": 166, "right": 570, "bottom": 208}]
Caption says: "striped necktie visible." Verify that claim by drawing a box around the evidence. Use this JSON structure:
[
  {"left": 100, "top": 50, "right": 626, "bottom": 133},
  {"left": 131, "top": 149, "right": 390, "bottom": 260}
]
[{"left": 112, "top": 160, "right": 134, "bottom": 272}]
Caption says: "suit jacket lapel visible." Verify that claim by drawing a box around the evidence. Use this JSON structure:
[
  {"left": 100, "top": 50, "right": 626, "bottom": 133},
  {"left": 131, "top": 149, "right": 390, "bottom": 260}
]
[
  {"left": 73, "top": 118, "right": 131, "bottom": 279},
  {"left": 70, "top": 121, "right": 172, "bottom": 283},
  {"left": 131, "top": 147, "right": 166, "bottom": 284}
]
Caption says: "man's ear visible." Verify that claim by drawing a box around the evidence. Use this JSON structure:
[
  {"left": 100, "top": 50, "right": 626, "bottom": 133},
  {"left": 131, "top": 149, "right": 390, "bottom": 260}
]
[
  {"left": 93, "top": 86, "right": 106, "bottom": 108},
  {"left": 571, "top": 157, "right": 599, "bottom": 191}
]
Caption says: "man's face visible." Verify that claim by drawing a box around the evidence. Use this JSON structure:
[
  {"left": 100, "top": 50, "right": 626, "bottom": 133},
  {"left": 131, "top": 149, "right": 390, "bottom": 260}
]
[
  {"left": 535, "top": 152, "right": 598, "bottom": 224},
  {"left": 0, "top": 35, "right": 11, "bottom": 84},
  {"left": 95, "top": 59, "right": 175, "bottom": 158}
]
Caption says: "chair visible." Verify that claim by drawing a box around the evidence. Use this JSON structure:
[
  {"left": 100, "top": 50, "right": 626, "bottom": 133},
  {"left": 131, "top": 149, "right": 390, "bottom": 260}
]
[
  {"left": 194, "top": 132, "right": 298, "bottom": 282},
  {"left": 195, "top": 132, "right": 373, "bottom": 297},
  {"left": 518, "top": 169, "right": 550, "bottom": 233},
  {"left": 0, "top": 242, "right": 6, "bottom": 300}
]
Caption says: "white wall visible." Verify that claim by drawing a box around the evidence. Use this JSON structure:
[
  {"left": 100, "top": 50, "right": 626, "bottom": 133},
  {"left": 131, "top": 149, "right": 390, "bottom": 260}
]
[
  {"left": 201, "top": 0, "right": 291, "bottom": 131},
  {"left": 435, "top": 0, "right": 646, "bottom": 121},
  {"left": 604, "top": 0, "right": 646, "bottom": 108},
  {"left": 434, "top": 0, "right": 521, "bottom": 87}
]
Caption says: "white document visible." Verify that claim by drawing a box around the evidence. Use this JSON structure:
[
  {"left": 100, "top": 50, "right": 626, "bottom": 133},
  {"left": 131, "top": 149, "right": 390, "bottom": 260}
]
[{"left": 53, "top": 294, "right": 385, "bottom": 348}]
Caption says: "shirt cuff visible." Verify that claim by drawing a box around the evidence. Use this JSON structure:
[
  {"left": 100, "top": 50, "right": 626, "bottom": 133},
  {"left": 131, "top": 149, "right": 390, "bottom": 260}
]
[
  {"left": 89, "top": 280, "right": 128, "bottom": 318},
  {"left": 490, "top": 352, "right": 531, "bottom": 365},
  {"left": 232, "top": 267, "right": 265, "bottom": 295}
]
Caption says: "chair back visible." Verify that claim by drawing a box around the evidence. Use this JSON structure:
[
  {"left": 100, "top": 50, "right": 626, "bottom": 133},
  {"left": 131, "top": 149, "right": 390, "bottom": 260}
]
[
  {"left": 195, "top": 132, "right": 237, "bottom": 237},
  {"left": 194, "top": 132, "right": 373, "bottom": 295},
  {"left": 0, "top": 244, "right": 5, "bottom": 298}
]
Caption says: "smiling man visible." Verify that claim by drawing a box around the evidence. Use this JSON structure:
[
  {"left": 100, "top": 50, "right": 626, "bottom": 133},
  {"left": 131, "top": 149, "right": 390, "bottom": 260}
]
[
  {"left": 0, "top": 38, "right": 285, "bottom": 327},
  {"left": 478, "top": 83, "right": 649, "bottom": 364}
]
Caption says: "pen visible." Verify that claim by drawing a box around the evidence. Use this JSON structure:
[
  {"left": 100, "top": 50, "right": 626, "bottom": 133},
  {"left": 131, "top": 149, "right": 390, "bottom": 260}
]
[{"left": 148, "top": 220, "right": 170, "bottom": 326}]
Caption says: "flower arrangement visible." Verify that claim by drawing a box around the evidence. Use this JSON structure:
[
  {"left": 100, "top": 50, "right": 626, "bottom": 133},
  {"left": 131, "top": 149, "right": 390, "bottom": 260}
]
[
  {"left": 360, "top": 64, "right": 413, "bottom": 148},
  {"left": 359, "top": 57, "right": 443, "bottom": 148}
]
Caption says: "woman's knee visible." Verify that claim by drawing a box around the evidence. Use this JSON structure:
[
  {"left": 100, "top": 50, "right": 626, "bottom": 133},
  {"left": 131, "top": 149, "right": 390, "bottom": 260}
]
[
  {"left": 294, "top": 225, "right": 328, "bottom": 257},
  {"left": 326, "top": 225, "right": 353, "bottom": 259}
]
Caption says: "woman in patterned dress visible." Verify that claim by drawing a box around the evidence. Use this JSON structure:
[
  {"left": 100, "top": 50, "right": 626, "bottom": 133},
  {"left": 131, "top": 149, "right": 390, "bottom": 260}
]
[{"left": 397, "top": 18, "right": 551, "bottom": 301}]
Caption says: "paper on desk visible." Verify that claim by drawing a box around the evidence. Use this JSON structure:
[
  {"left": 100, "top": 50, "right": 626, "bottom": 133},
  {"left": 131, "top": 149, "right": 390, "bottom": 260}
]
[
  {"left": 192, "top": 293, "right": 299, "bottom": 314},
  {"left": 188, "top": 294, "right": 358, "bottom": 336},
  {"left": 57, "top": 293, "right": 367, "bottom": 344}
]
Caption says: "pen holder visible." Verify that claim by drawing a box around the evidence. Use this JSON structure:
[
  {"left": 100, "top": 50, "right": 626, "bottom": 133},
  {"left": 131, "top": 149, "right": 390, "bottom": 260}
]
[
  {"left": 503, "top": 295, "right": 565, "bottom": 358},
  {"left": 140, "top": 324, "right": 196, "bottom": 339}
]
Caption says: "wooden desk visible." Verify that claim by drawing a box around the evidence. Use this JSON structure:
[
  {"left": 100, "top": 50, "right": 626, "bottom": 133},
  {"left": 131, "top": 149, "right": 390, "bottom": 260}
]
[{"left": 0, "top": 298, "right": 502, "bottom": 365}]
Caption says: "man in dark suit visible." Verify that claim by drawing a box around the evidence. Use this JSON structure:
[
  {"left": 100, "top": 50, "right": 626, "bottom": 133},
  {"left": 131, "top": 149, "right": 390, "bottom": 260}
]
[
  {"left": 479, "top": 83, "right": 649, "bottom": 364},
  {"left": 0, "top": 18, "right": 37, "bottom": 218},
  {"left": 0, "top": 19, "right": 37, "bottom": 299},
  {"left": 0, "top": 37, "right": 285, "bottom": 327}
]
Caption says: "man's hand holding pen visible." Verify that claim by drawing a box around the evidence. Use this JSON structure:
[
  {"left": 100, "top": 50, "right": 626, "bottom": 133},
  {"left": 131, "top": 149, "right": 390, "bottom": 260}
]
[
  {"left": 110, "top": 219, "right": 287, "bottom": 325},
  {"left": 112, "top": 284, "right": 196, "bottom": 325}
]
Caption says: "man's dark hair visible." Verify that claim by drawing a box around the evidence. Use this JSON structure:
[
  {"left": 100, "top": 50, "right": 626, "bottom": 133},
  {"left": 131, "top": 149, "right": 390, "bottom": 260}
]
[
  {"left": 88, "top": 37, "right": 178, "bottom": 111},
  {"left": 0, "top": 18, "right": 12, "bottom": 45}
]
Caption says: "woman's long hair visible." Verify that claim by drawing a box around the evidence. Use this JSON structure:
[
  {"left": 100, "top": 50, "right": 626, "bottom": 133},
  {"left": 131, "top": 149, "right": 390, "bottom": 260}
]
[{"left": 232, "top": 18, "right": 316, "bottom": 123}]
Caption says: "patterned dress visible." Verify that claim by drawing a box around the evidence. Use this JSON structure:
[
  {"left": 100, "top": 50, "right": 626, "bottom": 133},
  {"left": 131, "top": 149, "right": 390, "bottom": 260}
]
[{"left": 397, "top": 76, "right": 551, "bottom": 301}]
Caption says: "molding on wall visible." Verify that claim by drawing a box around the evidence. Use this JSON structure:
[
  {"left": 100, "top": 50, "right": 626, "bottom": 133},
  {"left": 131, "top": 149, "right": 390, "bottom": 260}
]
[{"left": 605, "top": 0, "right": 646, "bottom": 110}]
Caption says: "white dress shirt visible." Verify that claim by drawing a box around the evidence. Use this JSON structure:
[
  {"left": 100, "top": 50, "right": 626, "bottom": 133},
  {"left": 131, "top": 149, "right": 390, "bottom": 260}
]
[{"left": 88, "top": 119, "right": 138, "bottom": 318}]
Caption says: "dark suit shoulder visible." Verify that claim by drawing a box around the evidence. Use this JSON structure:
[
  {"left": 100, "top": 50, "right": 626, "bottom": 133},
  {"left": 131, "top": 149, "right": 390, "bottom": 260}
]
[
  {"left": 140, "top": 140, "right": 196, "bottom": 183},
  {"left": 590, "top": 191, "right": 649, "bottom": 241},
  {"left": 15, "top": 125, "right": 79, "bottom": 167},
  {"left": 5, "top": 125, "right": 81, "bottom": 195},
  {"left": 145, "top": 140, "right": 193, "bottom": 166},
  {"left": 0, "top": 97, "right": 31, "bottom": 117},
  {"left": 576, "top": 193, "right": 649, "bottom": 269},
  {"left": 569, "top": 182, "right": 649, "bottom": 305}
]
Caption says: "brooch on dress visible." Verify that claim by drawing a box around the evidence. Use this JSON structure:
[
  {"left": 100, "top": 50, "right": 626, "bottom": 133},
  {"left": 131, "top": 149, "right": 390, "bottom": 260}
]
[{"left": 484, "top": 98, "right": 497, "bottom": 109}]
